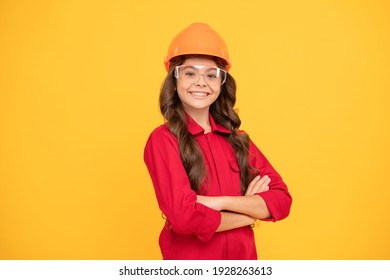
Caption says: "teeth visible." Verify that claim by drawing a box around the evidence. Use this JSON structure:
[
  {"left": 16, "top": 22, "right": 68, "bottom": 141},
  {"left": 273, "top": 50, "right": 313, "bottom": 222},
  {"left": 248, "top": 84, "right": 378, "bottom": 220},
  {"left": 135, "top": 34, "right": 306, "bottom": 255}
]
[{"left": 190, "top": 92, "right": 208, "bottom": 97}]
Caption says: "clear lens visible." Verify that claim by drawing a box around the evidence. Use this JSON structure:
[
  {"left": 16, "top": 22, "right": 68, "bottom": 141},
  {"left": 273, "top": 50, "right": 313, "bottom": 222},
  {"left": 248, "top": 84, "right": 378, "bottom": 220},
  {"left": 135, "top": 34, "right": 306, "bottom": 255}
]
[{"left": 175, "top": 65, "right": 227, "bottom": 86}]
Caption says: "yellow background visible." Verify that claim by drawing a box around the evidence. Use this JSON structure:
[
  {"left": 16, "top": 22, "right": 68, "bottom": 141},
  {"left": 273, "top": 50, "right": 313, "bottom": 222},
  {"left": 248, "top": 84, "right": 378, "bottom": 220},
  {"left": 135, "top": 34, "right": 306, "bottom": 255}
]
[{"left": 1, "top": 0, "right": 389, "bottom": 259}]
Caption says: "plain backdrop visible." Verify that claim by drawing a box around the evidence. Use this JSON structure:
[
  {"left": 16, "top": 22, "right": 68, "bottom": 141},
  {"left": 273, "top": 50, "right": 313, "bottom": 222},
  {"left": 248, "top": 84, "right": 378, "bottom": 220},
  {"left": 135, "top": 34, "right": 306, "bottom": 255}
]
[{"left": 0, "top": 0, "right": 389, "bottom": 259}]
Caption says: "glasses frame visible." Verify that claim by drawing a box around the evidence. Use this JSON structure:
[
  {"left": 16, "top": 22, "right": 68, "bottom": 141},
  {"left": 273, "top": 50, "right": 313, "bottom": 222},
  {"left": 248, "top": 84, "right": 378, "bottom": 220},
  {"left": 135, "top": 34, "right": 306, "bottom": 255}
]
[{"left": 174, "top": 65, "right": 227, "bottom": 86}]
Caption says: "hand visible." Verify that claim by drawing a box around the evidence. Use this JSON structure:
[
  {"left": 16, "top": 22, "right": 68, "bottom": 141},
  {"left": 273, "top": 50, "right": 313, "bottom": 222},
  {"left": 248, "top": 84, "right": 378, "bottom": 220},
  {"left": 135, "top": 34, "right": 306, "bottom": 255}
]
[{"left": 245, "top": 175, "right": 271, "bottom": 196}]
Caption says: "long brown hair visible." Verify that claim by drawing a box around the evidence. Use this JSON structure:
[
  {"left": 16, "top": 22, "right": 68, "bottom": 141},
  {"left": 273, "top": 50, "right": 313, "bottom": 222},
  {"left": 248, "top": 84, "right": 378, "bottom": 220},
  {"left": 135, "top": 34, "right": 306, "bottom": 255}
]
[{"left": 159, "top": 57, "right": 257, "bottom": 194}]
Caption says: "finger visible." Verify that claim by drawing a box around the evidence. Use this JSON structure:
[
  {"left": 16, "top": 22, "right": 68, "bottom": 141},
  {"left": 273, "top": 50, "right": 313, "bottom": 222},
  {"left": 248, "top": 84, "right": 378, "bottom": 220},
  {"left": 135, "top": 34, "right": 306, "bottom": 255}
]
[
  {"left": 251, "top": 175, "right": 261, "bottom": 185},
  {"left": 246, "top": 176, "right": 263, "bottom": 196},
  {"left": 246, "top": 175, "right": 260, "bottom": 195},
  {"left": 260, "top": 185, "right": 270, "bottom": 192},
  {"left": 254, "top": 176, "right": 271, "bottom": 193},
  {"left": 259, "top": 177, "right": 271, "bottom": 190},
  {"left": 255, "top": 175, "right": 269, "bottom": 188},
  {"left": 258, "top": 182, "right": 270, "bottom": 193}
]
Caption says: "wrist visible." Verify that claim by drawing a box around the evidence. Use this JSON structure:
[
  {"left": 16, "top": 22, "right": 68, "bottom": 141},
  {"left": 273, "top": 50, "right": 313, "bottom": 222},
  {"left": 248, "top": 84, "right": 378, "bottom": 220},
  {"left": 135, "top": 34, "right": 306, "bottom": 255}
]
[{"left": 219, "top": 196, "right": 229, "bottom": 211}]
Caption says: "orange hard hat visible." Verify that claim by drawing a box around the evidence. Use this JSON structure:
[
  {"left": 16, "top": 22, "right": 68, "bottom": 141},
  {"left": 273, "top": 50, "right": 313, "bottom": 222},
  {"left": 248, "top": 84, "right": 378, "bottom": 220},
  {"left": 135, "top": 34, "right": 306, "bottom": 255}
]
[{"left": 164, "top": 23, "right": 232, "bottom": 71}]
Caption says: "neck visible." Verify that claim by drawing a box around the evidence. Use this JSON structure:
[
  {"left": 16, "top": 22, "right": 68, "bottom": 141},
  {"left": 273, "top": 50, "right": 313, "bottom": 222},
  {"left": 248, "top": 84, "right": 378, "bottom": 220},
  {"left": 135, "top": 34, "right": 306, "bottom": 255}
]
[{"left": 185, "top": 108, "right": 211, "bottom": 133}]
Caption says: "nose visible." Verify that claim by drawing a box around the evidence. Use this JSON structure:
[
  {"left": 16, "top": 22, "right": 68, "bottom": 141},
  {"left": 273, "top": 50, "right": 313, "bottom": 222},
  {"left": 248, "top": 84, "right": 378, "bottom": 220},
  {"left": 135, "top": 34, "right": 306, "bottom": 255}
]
[{"left": 195, "top": 74, "right": 208, "bottom": 86}]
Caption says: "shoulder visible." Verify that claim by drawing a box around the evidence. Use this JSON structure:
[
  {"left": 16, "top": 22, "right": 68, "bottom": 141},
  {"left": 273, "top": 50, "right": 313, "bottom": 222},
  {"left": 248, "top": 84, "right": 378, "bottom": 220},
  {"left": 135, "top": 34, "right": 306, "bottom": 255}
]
[
  {"left": 145, "top": 123, "right": 178, "bottom": 147},
  {"left": 149, "top": 123, "right": 170, "bottom": 136},
  {"left": 237, "top": 129, "right": 264, "bottom": 155},
  {"left": 148, "top": 123, "right": 176, "bottom": 138},
  {"left": 237, "top": 129, "right": 249, "bottom": 136},
  {"left": 144, "top": 124, "right": 181, "bottom": 163}
]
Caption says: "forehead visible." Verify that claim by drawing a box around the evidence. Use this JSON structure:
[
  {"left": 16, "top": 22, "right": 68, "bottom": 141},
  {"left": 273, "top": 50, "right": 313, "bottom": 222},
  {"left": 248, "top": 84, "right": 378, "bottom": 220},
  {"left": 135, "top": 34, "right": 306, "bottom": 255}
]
[{"left": 182, "top": 56, "right": 218, "bottom": 67}]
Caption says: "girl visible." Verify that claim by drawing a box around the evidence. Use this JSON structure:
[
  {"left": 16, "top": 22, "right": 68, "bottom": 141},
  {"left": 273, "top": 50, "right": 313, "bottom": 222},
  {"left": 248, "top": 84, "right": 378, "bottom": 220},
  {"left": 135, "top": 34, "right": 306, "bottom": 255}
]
[{"left": 144, "top": 23, "right": 292, "bottom": 260}]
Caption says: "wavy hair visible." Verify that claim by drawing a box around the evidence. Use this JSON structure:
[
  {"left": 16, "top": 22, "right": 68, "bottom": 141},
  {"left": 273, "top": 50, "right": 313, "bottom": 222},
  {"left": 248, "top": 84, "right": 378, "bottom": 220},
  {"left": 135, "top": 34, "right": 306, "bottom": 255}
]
[{"left": 159, "top": 57, "right": 257, "bottom": 194}]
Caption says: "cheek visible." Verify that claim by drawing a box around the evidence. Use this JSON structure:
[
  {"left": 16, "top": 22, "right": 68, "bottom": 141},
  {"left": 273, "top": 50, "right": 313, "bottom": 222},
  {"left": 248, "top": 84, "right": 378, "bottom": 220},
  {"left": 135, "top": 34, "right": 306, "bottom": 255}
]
[
  {"left": 176, "top": 80, "right": 187, "bottom": 92},
  {"left": 176, "top": 84, "right": 188, "bottom": 100},
  {"left": 212, "top": 87, "right": 222, "bottom": 98}
]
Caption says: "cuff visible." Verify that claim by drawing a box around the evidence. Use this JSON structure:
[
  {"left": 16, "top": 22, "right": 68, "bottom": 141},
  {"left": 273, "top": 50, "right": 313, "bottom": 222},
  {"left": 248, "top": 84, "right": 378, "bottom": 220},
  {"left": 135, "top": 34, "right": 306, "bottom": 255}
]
[
  {"left": 256, "top": 191, "right": 278, "bottom": 222},
  {"left": 194, "top": 205, "right": 221, "bottom": 242}
]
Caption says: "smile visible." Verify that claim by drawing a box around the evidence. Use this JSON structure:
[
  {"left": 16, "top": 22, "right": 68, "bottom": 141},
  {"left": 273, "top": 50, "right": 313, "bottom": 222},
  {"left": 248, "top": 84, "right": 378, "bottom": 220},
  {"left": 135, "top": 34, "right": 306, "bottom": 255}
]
[{"left": 189, "top": 91, "right": 210, "bottom": 97}]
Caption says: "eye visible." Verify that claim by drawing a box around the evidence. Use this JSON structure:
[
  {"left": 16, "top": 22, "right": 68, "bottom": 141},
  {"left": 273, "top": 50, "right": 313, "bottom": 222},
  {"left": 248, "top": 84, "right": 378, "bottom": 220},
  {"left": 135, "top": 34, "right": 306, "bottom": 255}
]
[
  {"left": 181, "top": 67, "right": 197, "bottom": 77},
  {"left": 184, "top": 71, "right": 196, "bottom": 77},
  {"left": 206, "top": 69, "right": 219, "bottom": 79}
]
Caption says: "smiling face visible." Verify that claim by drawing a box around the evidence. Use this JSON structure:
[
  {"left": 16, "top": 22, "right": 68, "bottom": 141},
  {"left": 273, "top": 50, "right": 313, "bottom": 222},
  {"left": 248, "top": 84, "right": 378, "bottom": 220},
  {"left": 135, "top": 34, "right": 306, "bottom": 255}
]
[{"left": 175, "top": 56, "right": 222, "bottom": 117}]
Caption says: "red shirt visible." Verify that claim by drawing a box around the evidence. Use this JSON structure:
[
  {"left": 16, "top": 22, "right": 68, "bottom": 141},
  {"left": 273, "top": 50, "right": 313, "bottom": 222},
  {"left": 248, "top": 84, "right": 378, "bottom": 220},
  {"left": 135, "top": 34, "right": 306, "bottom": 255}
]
[{"left": 144, "top": 114, "right": 292, "bottom": 259}]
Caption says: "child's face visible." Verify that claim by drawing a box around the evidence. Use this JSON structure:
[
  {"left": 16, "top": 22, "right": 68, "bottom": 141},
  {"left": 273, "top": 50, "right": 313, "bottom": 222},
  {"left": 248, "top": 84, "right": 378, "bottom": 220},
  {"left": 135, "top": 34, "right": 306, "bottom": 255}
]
[{"left": 175, "top": 56, "right": 222, "bottom": 115}]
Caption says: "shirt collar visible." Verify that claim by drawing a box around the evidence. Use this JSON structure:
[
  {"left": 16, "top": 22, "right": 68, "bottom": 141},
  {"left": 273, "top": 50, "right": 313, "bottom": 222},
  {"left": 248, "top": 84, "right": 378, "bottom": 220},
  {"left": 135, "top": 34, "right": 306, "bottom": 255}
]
[{"left": 186, "top": 113, "right": 231, "bottom": 135}]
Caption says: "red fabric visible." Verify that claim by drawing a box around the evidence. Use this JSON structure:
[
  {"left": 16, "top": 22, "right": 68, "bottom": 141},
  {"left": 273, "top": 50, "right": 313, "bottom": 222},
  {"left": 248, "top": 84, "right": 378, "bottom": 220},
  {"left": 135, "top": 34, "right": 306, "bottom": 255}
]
[{"left": 144, "top": 114, "right": 292, "bottom": 259}]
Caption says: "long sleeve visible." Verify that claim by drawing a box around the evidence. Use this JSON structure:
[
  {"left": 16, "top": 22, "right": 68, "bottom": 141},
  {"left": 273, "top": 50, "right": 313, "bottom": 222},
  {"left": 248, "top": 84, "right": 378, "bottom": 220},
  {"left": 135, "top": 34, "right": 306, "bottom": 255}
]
[
  {"left": 248, "top": 140, "right": 292, "bottom": 222},
  {"left": 144, "top": 125, "right": 221, "bottom": 242}
]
